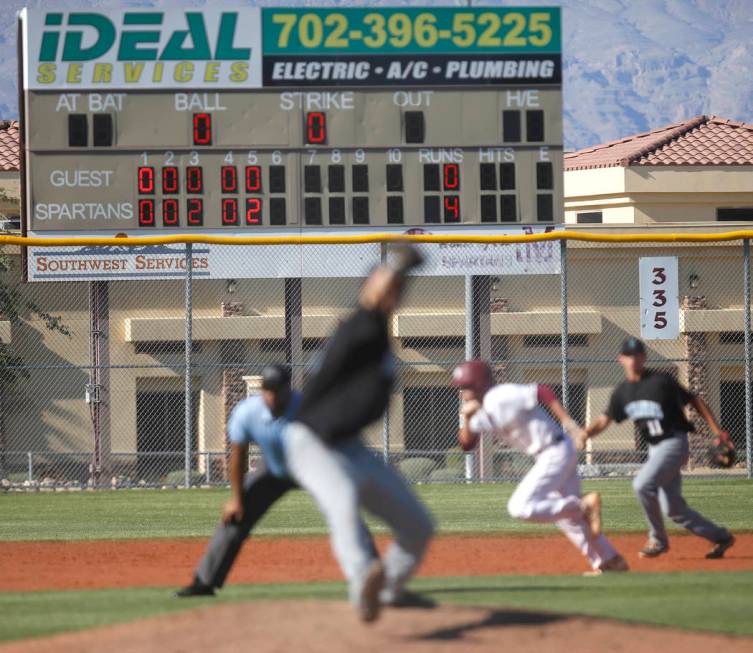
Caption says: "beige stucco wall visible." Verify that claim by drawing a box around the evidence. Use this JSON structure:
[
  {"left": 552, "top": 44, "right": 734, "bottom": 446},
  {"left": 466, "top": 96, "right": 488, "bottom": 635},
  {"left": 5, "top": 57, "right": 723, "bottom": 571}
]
[
  {"left": 565, "top": 165, "right": 753, "bottom": 225},
  {"left": 4, "top": 238, "right": 746, "bottom": 464}
]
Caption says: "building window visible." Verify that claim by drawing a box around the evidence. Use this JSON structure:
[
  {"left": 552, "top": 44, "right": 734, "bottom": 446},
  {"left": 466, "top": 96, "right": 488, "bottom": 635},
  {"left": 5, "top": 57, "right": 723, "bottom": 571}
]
[
  {"left": 134, "top": 341, "right": 203, "bottom": 355},
  {"left": 403, "top": 386, "right": 460, "bottom": 454},
  {"left": 720, "top": 381, "right": 746, "bottom": 451},
  {"left": 402, "top": 336, "right": 465, "bottom": 351},
  {"left": 719, "top": 332, "right": 745, "bottom": 345},
  {"left": 550, "top": 383, "right": 586, "bottom": 428},
  {"left": 523, "top": 334, "right": 588, "bottom": 348},
  {"left": 717, "top": 208, "right": 753, "bottom": 221},
  {"left": 576, "top": 211, "right": 602, "bottom": 224},
  {"left": 136, "top": 391, "right": 198, "bottom": 481}
]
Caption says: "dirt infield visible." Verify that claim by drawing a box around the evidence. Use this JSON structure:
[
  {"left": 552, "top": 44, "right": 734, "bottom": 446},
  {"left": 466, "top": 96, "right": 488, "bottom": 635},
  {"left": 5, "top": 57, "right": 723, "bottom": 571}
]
[
  {"left": 2, "top": 600, "right": 752, "bottom": 653},
  {"left": 2, "top": 533, "right": 752, "bottom": 591}
]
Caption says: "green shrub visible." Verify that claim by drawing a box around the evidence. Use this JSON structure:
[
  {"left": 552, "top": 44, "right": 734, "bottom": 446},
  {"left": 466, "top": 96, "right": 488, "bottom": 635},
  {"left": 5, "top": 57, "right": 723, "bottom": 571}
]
[
  {"left": 398, "top": 457, "right": 439, "bottom": 482},
  {"left": 444, "top": 449, "right": 467, "bottom": 473},
  {"left": 164, "top": 470, "right": 206, "bottom": 486},
  {"left": 429, "top": 467, "right": 465, "bottom": 483},
  {"left": 5, "top": 472, "right": 30, "bottom": 483}
]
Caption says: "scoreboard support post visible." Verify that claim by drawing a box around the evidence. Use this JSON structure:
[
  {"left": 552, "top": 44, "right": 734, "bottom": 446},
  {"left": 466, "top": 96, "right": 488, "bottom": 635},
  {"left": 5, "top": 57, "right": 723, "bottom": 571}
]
[
  {"left": 464, "top": 276, "right": 474, "bottom": 483},
  {"left": 88, "top": 280, "right": 111, "bottom": 483},
  {"left": 184, "top": 243, "right": 194, "bottom": 489},
  {"left": 743, "top": 239, "right": 752, "bottom": 479},
  {"left": 285, "top": 278, "right": 303, "bottom": 388},
  {"left": 560, "top": 239, "right": 569, "bottom": 413},
  {"left": 463, "top": 275, "right": 492, "bottom": 481}
]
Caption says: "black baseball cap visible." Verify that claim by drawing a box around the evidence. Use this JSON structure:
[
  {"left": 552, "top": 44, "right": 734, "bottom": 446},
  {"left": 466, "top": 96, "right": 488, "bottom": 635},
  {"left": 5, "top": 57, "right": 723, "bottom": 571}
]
[
  {"left": 620, "top": 337, "right": 646, "bottom": 356},
  {"left": 261, "top": 365, "right": 291, "bottom": 391}
]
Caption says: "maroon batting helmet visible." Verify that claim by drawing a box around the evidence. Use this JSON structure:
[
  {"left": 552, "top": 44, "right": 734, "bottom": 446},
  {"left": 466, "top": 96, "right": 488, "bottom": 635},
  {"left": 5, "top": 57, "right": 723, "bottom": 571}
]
[{"left": 451, "top": 360, "right": 493, "bottom": 391}]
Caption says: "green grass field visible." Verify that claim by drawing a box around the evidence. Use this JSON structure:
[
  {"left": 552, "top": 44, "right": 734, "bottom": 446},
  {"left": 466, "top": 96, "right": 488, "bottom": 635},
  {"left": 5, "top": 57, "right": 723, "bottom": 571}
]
[
  {"left": 2, "top": 478, "right": 751, "bottom": 541},
  {"left": 2, "top": 479, "right": 752, "bottom": 644}
]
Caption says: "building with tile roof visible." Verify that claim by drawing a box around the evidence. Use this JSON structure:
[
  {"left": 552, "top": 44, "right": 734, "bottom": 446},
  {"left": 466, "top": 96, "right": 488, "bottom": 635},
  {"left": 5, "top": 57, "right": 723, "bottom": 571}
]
[
  {"left": 564, "top": 115, "right": 753, "bottom": 224},
  {"left": 0, "top": 120, "right": 20, "bottom": 172},
  {"left": 0, "top": 120, "right": 20, "bottom": 227}
]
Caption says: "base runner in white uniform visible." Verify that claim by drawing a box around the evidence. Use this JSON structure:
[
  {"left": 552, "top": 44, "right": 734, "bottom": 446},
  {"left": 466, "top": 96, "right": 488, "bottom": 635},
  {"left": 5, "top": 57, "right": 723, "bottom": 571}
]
[{"left": 452, "top": 361, "right": 629, "bottom": 575}]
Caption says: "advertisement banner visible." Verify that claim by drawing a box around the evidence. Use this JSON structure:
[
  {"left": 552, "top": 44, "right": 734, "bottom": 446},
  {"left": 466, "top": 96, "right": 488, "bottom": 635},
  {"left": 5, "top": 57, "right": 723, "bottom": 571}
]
[
  {"left": 27, "top": 225, "right": 560, "bottom": 282},
  {"left": 22, "top": 8, "right": 263, "bottom": 90},
  {"left": 22, "top": 6, "right": 560, "bottom": 91},
  {"left": 261, "top": 7, "right": 560, "bottom": 87}
]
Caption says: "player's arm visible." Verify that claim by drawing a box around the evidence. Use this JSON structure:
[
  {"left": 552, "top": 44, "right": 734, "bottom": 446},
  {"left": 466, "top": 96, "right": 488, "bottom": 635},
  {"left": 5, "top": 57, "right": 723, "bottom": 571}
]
[
  {"left": 458, "top": 399, "right": 482, "bottom": 451},
  {"left": 583, "top": 413, "right": 612, "bottom": 437},
  {"left": 537, "top": 384, "right": 585, "bottom": 442},
  {"left": 580, "top": 387, "right": 622, "bottom": 450},
  {"left": 224, "top": 403, "right": 252, "bottom": 524},
  {"left": 223, "top": 442, "right": 249, "bottom": 524},
  {"left": 687, "top": 393, "right": 734, "bottom": 446}
]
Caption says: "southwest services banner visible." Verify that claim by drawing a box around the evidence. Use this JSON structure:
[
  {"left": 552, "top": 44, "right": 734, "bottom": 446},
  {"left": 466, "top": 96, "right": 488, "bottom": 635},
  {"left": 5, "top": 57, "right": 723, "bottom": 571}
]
[{"left": 27, "top": 225, "right": 560, "bottom": 282}]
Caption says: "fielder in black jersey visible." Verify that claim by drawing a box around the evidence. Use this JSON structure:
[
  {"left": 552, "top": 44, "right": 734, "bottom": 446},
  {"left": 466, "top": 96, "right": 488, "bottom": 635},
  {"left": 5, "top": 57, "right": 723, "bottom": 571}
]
[{"left": 581, "top": 337, "right": 735, "bottom": 560}]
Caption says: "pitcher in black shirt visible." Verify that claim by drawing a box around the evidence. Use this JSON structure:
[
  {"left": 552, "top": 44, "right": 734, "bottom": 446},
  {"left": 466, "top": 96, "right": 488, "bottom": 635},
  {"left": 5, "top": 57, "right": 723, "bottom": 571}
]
[
  {"left": 285, "top": 244, "right": 434, "bottom": 623},
  {"left": 580, "top": 337, "right": 735, "bottom": 560}
]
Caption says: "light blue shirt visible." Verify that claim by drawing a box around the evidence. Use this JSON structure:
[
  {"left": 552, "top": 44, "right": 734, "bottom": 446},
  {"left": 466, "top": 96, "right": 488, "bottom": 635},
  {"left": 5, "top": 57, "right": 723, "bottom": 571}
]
[{"left": 227, "top": 391, "right": 301, "bottom": 478}]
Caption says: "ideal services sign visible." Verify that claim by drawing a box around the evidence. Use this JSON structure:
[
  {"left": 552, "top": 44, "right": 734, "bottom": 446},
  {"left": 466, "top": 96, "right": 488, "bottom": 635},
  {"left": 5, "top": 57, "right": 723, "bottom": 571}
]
[{"left": 21, "top": 8, "right": 263, "bottom": 90}]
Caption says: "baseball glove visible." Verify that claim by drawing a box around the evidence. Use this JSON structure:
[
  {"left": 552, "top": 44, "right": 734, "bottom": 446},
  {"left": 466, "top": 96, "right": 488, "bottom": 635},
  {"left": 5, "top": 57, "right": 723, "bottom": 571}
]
[{"left": 709, "top": 436, "right": 736, "bottom": 469}]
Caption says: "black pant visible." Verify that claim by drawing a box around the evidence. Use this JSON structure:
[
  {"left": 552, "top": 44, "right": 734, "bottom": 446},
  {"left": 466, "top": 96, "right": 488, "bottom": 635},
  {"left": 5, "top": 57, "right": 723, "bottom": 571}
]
[{"left": 195, "top": 462, "right": 295, "bottom": 588}]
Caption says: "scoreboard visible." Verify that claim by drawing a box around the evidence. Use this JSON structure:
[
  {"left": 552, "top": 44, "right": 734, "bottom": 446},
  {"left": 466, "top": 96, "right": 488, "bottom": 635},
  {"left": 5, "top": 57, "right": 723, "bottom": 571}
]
[{"left": 20, "top": 6, "right": 561, "bottom": 236}]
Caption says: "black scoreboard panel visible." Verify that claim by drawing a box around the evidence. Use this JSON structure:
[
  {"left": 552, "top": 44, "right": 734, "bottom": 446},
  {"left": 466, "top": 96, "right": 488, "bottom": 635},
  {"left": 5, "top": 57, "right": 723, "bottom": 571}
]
[{"left": 26, "top": 89, "right": 562, "bottom": 230}]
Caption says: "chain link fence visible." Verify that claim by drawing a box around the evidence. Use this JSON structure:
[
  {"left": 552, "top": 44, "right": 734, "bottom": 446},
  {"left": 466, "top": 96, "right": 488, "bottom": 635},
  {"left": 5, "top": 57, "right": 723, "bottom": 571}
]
[{"left": 1, "top": 232, "right": 751, "bottom": 490}]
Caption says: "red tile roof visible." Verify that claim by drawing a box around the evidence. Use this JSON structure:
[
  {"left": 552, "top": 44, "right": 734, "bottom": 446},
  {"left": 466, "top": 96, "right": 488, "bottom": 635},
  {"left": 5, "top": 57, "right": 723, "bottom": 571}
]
[
  {"left": 0, "top": 121, "right": 19, "bottom": 172},
  {"left": 564, "top": 116, "right": 753, "bottom": 171}
]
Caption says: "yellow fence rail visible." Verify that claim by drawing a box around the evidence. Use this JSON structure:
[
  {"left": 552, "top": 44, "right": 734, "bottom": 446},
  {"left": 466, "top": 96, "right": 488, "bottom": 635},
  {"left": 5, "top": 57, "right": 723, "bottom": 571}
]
[{"left": 3, "top": 230, "right": 753, "bottom": 247}]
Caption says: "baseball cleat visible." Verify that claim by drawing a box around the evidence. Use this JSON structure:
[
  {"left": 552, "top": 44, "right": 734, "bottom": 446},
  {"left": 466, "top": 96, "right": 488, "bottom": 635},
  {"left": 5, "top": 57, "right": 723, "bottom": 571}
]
[
  {"left": 638, "top": 539, "right": 669, "bottom": 558},
  {"left": 705, "top": 534, "right": 735, "bottom": 559},
  {"left": 583, "top": 553, "right": 630, "bottom": 576},
  {"left": 357, "top": 560, "right": 386, "bottom": 623},
  {"left": 581, "top": 492, "right": 602, "bottom": 537},
  {"left": 174, "top": 579, "right": 215, "bottom": 598}
]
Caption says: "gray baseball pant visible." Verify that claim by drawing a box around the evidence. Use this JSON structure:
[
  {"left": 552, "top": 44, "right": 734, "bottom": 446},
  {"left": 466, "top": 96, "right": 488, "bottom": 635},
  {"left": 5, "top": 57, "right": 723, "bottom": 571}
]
[
  {"left": 632, "top": 432, "right": 729, "bottom": 546},
  {"left": 285, "top": 422, "right": 434, "bottom": 605}
]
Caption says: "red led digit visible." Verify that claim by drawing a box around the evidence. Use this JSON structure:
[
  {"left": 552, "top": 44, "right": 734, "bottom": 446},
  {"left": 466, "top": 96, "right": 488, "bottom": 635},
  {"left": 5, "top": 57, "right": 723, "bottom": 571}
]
[
  {"left": 443, "top": 163, "right": 460, "bottom": 190},
  {"left": 186, "top": 166, "right": 203, "bottom": 193},
  {"left": 193, "top": 113, "right": 212, "bottom": 145},
  {"left": 221, "top": 166, "right": 237, "bottom": 193},
  {"left": 137, "top": 167, "right": 154, "bottom": 194},
  {"left": 444, "top": 195, "right": 461, "bottom": 222},
  {"left": 245, "top": 165, "right": 262, "bottom": 192},
  {"left": 222, "top": 198, "right": 239, "bottom": 225},
  {"left": 162, "top": 166, "right": 179, "bottom": 193},
  {"left": 306, "top": 112, "right": 326, "bottom": 144},
  {"left": 245, "top": 198, "right": 262, "bottom": 224},
  {"left": 138, "top": 199, "right": 155, "bottom": 226},
  {"left": 162, "top": 199, "right": 179, "bottom": 226},
  {"left": 187, "top": 198, "right": 203, "bottom": 225}
]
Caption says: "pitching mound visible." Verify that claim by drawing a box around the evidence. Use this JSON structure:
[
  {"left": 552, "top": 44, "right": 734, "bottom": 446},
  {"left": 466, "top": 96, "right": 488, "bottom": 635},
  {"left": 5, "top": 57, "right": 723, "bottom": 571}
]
[{"left": 2, "top": 601, "right": 752, "bottom": 653}]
